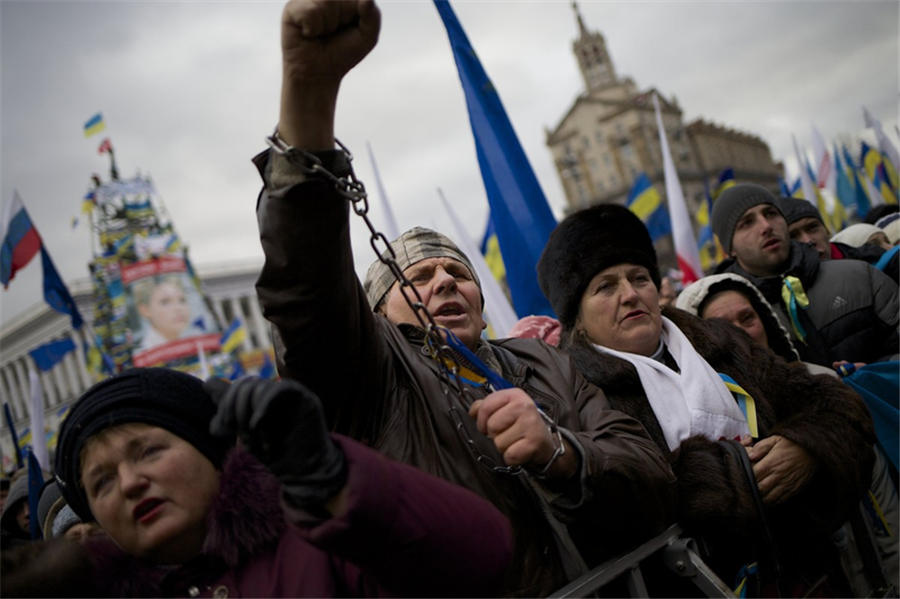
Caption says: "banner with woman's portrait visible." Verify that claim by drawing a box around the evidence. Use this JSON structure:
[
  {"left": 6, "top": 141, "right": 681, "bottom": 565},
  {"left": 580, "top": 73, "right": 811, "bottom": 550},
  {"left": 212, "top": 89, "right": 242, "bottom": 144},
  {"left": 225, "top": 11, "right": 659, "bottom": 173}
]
[{"left": 122, "top": 256, "right": 219, "bottom": 367}]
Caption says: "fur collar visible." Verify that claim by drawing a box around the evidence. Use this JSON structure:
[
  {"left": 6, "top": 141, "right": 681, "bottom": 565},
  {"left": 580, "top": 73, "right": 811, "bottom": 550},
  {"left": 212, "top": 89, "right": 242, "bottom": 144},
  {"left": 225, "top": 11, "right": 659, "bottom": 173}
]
[{"left": 87, "top": 448, "right": 285, "bottom": 596}]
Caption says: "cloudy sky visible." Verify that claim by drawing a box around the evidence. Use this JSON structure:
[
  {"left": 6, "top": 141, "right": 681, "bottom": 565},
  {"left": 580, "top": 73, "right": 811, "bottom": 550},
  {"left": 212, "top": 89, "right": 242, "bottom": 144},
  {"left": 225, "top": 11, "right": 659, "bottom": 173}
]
[{"left": 2, "top": 0, "right": 897, "bottom": 328}]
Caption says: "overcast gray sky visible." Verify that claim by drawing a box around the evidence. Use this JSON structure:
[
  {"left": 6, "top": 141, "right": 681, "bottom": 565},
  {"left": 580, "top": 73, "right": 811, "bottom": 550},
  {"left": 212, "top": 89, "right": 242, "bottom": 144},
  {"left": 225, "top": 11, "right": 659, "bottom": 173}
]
[{"left": 2, "top": 0, "right": 897, "bottom": 327}]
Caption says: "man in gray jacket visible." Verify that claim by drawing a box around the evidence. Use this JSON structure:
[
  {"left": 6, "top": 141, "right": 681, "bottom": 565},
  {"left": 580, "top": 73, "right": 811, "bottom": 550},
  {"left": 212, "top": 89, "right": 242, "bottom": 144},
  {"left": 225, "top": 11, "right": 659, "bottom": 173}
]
[
  {"left": 252, "top": 1, "right": 677, "bottom": 595},
  {"left": 711, "top": 183, "right": 899, "bottom": 367}
]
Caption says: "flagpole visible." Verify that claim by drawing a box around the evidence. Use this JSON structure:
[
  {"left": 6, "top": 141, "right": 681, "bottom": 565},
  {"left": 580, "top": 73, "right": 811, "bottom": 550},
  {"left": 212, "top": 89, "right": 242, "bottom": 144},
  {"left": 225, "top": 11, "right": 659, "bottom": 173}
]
[{"left": 366, "top": 141, "right": 400, "bottom": 240}]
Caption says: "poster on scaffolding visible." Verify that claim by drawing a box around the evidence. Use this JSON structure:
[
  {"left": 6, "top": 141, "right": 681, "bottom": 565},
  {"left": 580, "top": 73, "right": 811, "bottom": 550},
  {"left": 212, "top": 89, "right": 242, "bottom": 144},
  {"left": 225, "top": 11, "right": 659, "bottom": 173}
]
[{"left": 122, "top": 255, "right": 219, "bottom": 367}]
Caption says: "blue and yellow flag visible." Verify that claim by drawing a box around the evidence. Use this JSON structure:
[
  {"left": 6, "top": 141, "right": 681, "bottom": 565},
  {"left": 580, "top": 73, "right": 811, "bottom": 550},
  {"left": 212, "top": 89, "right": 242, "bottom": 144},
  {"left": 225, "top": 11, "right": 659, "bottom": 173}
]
[
  {"left": 627, "top": 173, "right": 671, "bottom": 242},
  {"left": 479, "top": 216, "right": 507, "bottom": 286},
  {"left": 843, "top": 144, "right": 871, "bottom": 218},
  {"left": 862, "top": 141, "right": 898, "bottom": 205},
  {"left": 697, "top": 183, "right": 724, "bottom": 271},
  {"left": 434, "top": 0, "right": 556, "bottom": 318},
  {"left": 83, "top": 113, "right": 106, "bottom": 138},
  {"left": 834, "top": 145, "right": 857, "bottom": 213},
  {"left": 713, "top": 168, "right": 735, "bottom": 200},
  {"left": 220, "top": 318, "right": 247, "bottom": 354}
]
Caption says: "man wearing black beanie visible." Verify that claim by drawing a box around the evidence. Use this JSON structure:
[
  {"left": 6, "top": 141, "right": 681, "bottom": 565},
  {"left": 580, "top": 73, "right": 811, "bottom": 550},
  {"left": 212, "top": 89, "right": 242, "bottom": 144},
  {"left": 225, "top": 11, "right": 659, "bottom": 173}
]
[
  {"left": 711, "top": 183, "right": 899, "bottom": 367},
  {"left": 777, "top": 196, "right": 898, "bottom": 284}
]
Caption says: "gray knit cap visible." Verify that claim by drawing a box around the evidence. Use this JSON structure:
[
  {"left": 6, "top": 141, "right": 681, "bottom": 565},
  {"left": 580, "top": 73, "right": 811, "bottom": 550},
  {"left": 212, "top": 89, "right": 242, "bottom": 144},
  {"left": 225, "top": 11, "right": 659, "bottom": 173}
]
[
  {"left": 776, "top": 196, "right": 823, "bottom": 226},
  {"left": 711, "top": 183, "right": 783, "bottom": 253},
  {"left": 363, "top": 227, "right": 481, "bottom": 310}
]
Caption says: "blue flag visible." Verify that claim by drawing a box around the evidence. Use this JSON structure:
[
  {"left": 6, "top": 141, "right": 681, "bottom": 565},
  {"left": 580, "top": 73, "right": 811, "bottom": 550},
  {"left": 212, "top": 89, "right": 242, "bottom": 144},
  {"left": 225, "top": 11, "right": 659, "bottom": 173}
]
[
  {"left": 843, "top": 144, "right": 872, "bottom": 218},
  {"left": 41, "top": 247, "right": 83, "bottom": 330},
  {"left": 259, "top": 353, "right": 276, "bottom": 379},
  {"left": 434, "top": 0, "right": 556, "bottom": 318},
  {"left": 28, "top": 338, "right": 76, "bottom": 372}
]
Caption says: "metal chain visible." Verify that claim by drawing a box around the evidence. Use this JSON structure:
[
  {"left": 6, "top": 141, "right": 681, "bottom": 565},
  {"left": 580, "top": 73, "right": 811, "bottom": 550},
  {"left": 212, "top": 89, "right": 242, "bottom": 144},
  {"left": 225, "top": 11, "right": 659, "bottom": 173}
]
[
  {"left": 281, "top": 139, "right": 479, "bottom": 399},
  {"left": 276, "top": 138, "right": 523, "bottom": 475}
]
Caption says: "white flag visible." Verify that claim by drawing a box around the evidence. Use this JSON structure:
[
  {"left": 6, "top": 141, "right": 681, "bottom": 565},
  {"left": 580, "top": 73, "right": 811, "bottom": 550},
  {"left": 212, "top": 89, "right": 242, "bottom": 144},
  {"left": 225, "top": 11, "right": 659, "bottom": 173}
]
[
  {"left": 863, "top": 106, "right": 900, "bottom": 173},
  {"left": 652, "top": 94, "right": 702, "bottom": 282},
  {"left": 27, "top": 367, "right": 49, "bottom": 471},
  {"left": 793, "top": 134, "right": 838, "bottom": 231},
  {"left": 863, "top": 176, "right": 887, "bottom": 208},
  {"left": 810, "top": 124, "right": 836, "bottom": 193},
  {"left": 196, "top": 342, "right": 210, "bottom": 380},
  {"left": 437, "top": 189, "right": 518, "bottom": 338},
  {"left": 367, "top": 141, "right": 400, "bottom": 241}
]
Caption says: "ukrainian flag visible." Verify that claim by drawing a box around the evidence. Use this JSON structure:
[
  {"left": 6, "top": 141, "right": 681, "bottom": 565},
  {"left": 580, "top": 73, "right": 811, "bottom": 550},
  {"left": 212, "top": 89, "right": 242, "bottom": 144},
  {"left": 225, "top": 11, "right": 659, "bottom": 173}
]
[
  {"left": 713, "top": 168, "right": 735, "bottom": 200},
  {"left": 220, "top": 318, "right": 247, "bottom": 354},
  {"left": 479, "top": 217, "right": 507, "bottom": 286},
  {"left": 627, "top": 173, "right": 671, "bottom": 242},
  {"left": 862, "top": 141, "right": 898, "bottom": 205},
  {"left": 697, "top": 184, "right": 724, "bottom": 270},
  {"left": 83, "top": 113, "right": 106, "bottom": 138}
]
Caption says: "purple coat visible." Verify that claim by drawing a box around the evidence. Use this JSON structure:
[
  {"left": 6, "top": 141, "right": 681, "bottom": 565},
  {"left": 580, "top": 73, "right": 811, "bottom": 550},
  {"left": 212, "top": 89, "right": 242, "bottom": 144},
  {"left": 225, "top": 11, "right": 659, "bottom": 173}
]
[{"left": 14, "top": 436, "right": 512, "bottom": 597}]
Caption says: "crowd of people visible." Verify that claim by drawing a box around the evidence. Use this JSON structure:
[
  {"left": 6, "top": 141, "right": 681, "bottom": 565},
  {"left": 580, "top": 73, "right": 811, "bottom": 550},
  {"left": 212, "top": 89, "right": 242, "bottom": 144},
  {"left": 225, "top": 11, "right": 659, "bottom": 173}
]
[{"left": 2, "top": 0, "right": 898, "bottom": 596}]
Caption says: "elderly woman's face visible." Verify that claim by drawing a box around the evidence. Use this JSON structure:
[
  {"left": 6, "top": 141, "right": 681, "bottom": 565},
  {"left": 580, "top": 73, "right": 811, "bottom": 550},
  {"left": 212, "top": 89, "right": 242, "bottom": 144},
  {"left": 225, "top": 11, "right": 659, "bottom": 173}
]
[
  {"left": 81, "top": 423, "right": 219, "bottom": 564},
  {"left": 700, "top": 290, "right": 769, "bottom": 349},
  {"left": 577, "top": 264, "right": 662, "bottom": 356}
]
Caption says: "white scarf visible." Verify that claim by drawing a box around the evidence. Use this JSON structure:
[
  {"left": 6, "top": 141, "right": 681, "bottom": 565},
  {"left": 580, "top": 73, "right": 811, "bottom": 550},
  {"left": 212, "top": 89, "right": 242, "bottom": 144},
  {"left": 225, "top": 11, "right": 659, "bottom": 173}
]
[{"left": 593, "top": 316, "right": 749, "bottom": 451}]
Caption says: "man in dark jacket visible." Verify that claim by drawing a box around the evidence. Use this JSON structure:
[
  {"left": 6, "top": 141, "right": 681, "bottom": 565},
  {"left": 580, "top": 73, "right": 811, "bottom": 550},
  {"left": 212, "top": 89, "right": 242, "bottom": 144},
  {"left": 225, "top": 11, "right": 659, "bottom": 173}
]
[
  {"left": 711, "top": 183, "right": 899, "bottom": 367},
  {"left": 253, "top": 1, "right": 677, "bottom": 595},
  {"left": 777, "top": 196, "right": 898, "bottom": 282}
]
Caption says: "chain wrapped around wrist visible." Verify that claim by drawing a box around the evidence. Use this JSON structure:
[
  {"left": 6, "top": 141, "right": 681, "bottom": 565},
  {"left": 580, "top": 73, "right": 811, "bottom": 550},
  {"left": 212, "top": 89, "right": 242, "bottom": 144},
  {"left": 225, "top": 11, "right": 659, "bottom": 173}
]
[{"left": 533, "top": 420, "right": 565, "bottom": 477}]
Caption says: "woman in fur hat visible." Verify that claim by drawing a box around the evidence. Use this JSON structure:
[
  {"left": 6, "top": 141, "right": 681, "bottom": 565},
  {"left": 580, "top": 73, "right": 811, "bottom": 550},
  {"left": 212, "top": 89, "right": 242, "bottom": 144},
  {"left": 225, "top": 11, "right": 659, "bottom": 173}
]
[
  {"left": 3, "top": 368, "right": 512, "bottom": 597},
  {"left": 537, "top": 204, "right": 876, "bottom": 596}
]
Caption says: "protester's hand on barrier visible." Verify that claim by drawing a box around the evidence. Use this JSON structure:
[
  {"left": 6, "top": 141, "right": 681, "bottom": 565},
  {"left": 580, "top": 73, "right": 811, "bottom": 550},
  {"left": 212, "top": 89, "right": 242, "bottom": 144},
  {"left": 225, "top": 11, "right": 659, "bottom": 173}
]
[
  {"left": 746, "top": 434, "right": 815, "bottom": 505},
  {"left": 469, "top": 389, "right": 575, "bottom": 477},
  {"left": 281, "top": 0, "right": 380, "bottom": 86},
  {"left": 205, "top": 377, "right": 347, "bottom": 508}
]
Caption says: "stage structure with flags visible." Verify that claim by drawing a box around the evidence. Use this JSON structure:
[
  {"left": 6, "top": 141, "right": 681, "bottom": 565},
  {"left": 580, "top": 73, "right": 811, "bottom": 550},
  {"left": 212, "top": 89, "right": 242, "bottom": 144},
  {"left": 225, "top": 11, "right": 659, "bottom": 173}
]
[{"left": 0, "top": 117, "right": 278, "bottom": 473}]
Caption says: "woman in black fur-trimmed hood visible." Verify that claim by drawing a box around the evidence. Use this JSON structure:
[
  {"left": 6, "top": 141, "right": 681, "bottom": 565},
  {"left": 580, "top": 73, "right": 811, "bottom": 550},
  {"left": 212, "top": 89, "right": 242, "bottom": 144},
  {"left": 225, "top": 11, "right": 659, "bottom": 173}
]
[{"left": 537, "top": 204, "right": 875, "bottom": 595}]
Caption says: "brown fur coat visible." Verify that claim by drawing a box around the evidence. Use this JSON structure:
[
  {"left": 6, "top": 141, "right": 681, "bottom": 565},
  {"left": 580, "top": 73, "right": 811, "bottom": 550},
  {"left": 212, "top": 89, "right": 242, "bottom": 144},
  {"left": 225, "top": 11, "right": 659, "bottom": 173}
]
[{"left": 562, "top": 306, "right": 875, "bottom": 588}]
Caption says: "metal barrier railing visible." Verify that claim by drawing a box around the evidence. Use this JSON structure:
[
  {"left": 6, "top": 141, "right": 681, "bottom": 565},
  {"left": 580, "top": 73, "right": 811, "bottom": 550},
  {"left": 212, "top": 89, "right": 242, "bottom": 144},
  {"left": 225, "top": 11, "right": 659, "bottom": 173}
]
[{"left": 549, "top": 525, "right": 732, "bottom": 598}]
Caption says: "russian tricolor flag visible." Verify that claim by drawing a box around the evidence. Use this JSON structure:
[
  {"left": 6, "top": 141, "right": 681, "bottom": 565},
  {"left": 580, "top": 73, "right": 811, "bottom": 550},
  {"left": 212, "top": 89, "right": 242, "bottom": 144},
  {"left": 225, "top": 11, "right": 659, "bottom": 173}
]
[{"left": 1, "top": 191, "right": 41, "bottom": 288}]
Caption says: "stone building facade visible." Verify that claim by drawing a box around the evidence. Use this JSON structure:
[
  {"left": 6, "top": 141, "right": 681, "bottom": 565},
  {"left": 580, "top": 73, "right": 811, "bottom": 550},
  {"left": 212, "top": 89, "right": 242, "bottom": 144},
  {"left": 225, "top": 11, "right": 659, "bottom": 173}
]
[{"left": 545, "top": 3, "right": 782, "bottom": 268}]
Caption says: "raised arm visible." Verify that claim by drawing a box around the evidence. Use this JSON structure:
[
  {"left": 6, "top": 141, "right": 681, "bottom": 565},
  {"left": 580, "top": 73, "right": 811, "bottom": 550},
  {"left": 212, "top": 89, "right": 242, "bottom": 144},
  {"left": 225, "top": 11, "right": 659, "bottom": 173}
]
[
  {"left": 278, "top": 0, "right": 380, "bottom": 149},
  {"left": 255, "top": 0, "right": 388, "bottom": 431}
]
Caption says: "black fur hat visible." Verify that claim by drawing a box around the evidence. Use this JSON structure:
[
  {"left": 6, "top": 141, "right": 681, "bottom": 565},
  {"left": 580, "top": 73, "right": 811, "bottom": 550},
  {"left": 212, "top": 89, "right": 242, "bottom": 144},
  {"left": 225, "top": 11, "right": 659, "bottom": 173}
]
[{"left": 537, "top": 203, "right": 660, "bottom": 329}]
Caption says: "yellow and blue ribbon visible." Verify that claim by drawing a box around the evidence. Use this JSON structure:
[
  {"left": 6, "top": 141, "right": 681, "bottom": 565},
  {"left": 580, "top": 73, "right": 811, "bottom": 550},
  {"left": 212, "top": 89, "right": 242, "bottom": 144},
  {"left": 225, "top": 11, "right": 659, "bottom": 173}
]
[
  {"left": 734, "top": 561, "right": 758, "bottom": 598},
  {"left": 719, "top": 373, "right": 758, "bottom": 439},
  {"left": 780, "top": 275, "right": 810, "bottom": 344},
  {"left": 427, "top": 327, "right": 512, "bottom": 391}
]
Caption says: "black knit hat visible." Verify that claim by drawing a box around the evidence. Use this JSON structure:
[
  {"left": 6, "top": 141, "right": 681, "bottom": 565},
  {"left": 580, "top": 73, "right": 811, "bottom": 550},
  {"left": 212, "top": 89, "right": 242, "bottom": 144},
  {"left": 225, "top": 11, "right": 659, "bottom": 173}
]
[
  {"left": 711, "top": 183, "right": 782, "bottom": 254},
  {"left": 55, "top": 368, "right": 233, "bottom": 522},
  {"left": 537, "top": 203, "right": 660, "bottom": 330},
  {"left": 776, "top": 196, "right": 823, "bottom": 226}
]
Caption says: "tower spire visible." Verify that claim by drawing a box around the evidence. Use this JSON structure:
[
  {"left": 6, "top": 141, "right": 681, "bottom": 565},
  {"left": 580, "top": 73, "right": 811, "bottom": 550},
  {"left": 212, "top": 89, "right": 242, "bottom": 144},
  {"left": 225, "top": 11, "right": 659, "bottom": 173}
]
[{"left": 572, "top": 1, "right": 588, "bottom": 37}]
